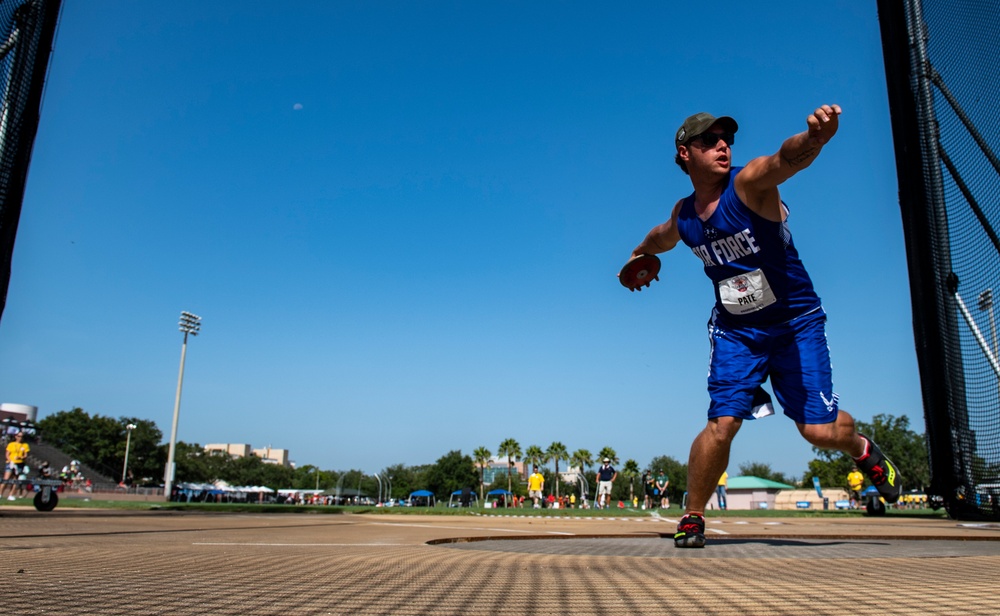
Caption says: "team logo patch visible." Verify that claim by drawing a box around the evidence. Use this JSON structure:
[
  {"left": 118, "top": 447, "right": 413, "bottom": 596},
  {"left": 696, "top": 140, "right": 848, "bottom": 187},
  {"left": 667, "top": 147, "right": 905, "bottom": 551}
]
[
  {"left": 733, "top": 276, "right": 748, "bottom": 293},
  {"left": 703, "top": 223, "right": 718, "bottom": 240},
  {"left": 819, "top": 391, "right": 839, "bottom": 414}
]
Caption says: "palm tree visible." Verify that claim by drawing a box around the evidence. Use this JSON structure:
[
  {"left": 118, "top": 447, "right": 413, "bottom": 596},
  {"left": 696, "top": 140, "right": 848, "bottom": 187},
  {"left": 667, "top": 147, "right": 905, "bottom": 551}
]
[
  {"left": 570, "top": 448, "right": 593, "bottom": 501},
  {"left": 598, "top": 446, "right": 619, "bottom": 466},
  {"left": 473, "top": 446, "right": 492, "bottom": 503},
  {"left": 497, "top": 438, "right": 522, "bottom": 495},
  {"left": 622, "top": 459, "right": 640, "bottom": 504},
  {"left": 523, "top": 445, "right": 546, "bottom": 473},
  {"left": 546, "top": 441, "right": 568, "bottom": 498}
]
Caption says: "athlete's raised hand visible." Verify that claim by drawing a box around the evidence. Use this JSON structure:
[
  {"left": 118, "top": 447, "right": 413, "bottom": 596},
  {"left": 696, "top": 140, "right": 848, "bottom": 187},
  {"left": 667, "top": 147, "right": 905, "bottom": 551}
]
[{"left": 806, "top": 104, "right": 841, "bottom": 146}]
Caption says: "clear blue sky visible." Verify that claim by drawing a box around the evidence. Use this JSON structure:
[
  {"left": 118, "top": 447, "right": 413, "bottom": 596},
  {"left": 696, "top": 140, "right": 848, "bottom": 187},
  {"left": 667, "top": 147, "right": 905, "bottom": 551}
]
[{"left": 0, "top": 2, "right": 919, "bottom": 479}]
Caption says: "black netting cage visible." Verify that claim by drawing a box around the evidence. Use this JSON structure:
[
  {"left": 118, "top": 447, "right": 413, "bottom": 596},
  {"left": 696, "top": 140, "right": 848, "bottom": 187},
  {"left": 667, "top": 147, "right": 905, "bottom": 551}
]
[
  {"left": 879, "top": 0, "right": 1000, "bottom": 520},
  {"left": 0, "top": 0, "right": 61, "bottom": 322}
]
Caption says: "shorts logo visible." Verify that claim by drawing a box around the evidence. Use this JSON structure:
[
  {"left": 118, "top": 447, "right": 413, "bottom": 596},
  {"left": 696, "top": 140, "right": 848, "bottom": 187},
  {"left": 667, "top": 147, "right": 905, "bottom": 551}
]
[{"left": 819, "top": 391, "right": 839, "bottom": 414}]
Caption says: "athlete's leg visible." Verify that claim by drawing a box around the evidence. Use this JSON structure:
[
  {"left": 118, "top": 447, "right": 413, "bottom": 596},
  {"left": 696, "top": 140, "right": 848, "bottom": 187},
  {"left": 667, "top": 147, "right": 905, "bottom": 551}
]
[
  {"left": 774, "top": 310, "right": 902, "bottom": 502},
  {"left": 0, "top": 467, "right": 12, "bottom": 498},
  {"left": 796, "top": 409, "right": 865, "bottom": 457},
  {"left": 684, "top": 416, "right": 742, "bottom": 515}
]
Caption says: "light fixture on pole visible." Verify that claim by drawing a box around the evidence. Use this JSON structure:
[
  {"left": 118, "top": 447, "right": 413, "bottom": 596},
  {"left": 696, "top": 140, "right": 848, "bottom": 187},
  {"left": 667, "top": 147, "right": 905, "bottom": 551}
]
[
  {"left": 121, "top": 423, "right": 137, "bottom": 485},
  {"left": 164, "top": 311, "right": 201, "bottom": 501}
]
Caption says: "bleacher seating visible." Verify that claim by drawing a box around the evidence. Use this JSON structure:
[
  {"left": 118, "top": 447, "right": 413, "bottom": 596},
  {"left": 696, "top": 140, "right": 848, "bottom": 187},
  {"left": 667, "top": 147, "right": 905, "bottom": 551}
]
[{"left": 23, "top": 440, "right": 117, "bottom": 487}]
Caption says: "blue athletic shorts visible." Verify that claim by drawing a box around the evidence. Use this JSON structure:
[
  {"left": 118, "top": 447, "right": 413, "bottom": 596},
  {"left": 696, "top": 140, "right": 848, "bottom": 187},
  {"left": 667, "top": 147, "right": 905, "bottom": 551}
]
[{"left": 706, "top": 307, "right": 839, "bottom": 424}]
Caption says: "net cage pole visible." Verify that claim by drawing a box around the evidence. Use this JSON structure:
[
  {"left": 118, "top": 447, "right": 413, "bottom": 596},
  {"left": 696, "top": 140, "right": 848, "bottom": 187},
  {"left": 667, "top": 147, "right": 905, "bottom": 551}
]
[
  {"left": 879, "top": 0, "right": 1000, "bottom": 519},
  {"left": 0, "top": 0, "right": 62, "bottom": 323}
]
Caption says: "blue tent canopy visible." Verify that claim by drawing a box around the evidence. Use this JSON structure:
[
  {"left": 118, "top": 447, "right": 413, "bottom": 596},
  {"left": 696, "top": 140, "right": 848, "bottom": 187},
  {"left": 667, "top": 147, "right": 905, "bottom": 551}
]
[
  {"left": 448, "top": 489, "right": 478, "bottom": 507},
  {"left": 486, "top": 489, "right": 512, "bottom": 496},
  {"left": 862, "top": 485, "right": 881, "bottom": 496},
  {"left": 407, "top": 489, "right": 436, "bottom": 506}
]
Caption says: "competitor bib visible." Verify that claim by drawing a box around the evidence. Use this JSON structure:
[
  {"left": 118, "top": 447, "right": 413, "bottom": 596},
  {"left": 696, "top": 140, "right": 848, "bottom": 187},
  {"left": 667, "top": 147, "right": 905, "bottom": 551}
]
[{"left": 718, "top": 269, "right": 776, "bottom": 316}]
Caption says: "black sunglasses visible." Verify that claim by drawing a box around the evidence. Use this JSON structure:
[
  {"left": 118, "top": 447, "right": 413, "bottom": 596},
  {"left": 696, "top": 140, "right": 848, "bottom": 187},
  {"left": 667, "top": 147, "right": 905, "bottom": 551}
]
[{"left": 691, "top": 131, "right": 735, "bottom": 147}]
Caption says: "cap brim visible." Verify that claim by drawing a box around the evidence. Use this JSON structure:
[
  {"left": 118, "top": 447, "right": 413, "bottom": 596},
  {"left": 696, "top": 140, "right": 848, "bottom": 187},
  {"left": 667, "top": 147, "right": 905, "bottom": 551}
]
[{"left": 677, "top": 115, "right": 740, "bottom": 148}]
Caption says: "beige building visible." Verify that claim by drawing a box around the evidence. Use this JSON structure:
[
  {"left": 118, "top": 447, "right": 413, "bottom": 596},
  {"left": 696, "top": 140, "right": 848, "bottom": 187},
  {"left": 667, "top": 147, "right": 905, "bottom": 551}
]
[
  {"left": 204, "top": 443, "right": 291, "bottom": 467},
  {"left": 253, "top": 446, "right": 289, "bottom": 466},
  {"left": 205, "top": 443, "right": 252, "bottom": 458}
]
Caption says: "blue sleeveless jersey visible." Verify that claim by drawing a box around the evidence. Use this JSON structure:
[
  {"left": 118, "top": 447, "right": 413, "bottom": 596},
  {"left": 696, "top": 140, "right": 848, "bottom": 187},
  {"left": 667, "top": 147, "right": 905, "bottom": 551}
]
[{"left": 675, "top": 167, "right": 821, "bottom": 327}]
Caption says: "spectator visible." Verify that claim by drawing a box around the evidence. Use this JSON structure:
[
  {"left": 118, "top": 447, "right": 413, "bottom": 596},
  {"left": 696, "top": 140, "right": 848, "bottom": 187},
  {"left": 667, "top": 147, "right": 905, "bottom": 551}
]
[
  {"left": 527, "top": 466, "right": 545, "bottom": 508},
  {"left": 596, "top": 458, "right": 617, "bottom": 509},
  {"left": 847, "top": 465, "right": 864, "bottom": 509},
  {"left": 656, "top": 469, "right": 670, "bottom": 509},
  {"left": 717, "top": 471, "right": 728, "bottom": 510},
  {"left": 642, "top": 469, "right": 654, "bottom": 510},
  {"left": 459, "top": 486, "right": 473, "bottom": 508},
  {"left": 1, "top": 431, "right": 29, "bottom": 501}
]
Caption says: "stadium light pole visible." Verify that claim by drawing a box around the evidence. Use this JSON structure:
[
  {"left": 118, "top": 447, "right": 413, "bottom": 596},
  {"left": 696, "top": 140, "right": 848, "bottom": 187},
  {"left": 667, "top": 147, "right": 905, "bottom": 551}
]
[
  {"left": 164, "top": 311, "right": 201, "bottom": 501},
  {"left": 979, "top": 289, "right": 997, "bottom": 358},
  {"left": 121, "top": 423, "right": 137, "bottom": 484}
]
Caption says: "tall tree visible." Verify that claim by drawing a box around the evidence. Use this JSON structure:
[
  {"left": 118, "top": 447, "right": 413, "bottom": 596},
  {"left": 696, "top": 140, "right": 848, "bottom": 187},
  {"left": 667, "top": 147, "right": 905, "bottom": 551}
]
[
  {"left": 381, "top": 463, "right": 420, "bottom": 502},
  {"left": 116, "top": 417, "right": 163, "bottom": 484},
  {"left": 622, "top": 459, "right": 640, "bottom": 504},
  {"left": 38, "top": 407, "right": 134, "bottom": 478},
  {"left": 648, "top": 454, "right": 688, "bottom": 505},
  {"left": 472, "top": 446, "right": 492, "bottom": 502},
  {"left": 424, "top": 450, "right": 478, "bottom": 501},
  {"left": 738, "top": 461, "right": 792, "bottom": 485},
  {"left": 292, "top": 464, "right": 331, "bottom": 491},
  {"left": 598, "top": 446, "right": 619, "bottom": 466},
  {"left": 497, "top": 438, "right": 522, "bottom": 494},
  {"left": 523, "top": 445, "right": 547, "bottom": 474},
  {"left": 546, "top": 441, "right": 568, "bottom": 498},
  {"left": 218, "top": 452, "right": 294, "bottom": 489},
  {"left": 173, "top": 444, "right": 228, "bottom": 484},
  {"left": 571, "top": 448, "right": 593, "bottom": 500}
]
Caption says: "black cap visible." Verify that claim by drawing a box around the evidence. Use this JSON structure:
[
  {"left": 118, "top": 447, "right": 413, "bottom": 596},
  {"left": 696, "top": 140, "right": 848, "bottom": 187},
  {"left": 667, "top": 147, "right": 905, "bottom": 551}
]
[{"left": 675, "top": 112, "right": 739, "bottom": 149}]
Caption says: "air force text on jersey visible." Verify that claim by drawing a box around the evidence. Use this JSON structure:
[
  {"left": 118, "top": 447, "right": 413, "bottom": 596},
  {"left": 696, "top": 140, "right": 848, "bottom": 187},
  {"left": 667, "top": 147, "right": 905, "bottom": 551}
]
[{"left": 691, "top": 228, "right": 761, "bottom": 268}]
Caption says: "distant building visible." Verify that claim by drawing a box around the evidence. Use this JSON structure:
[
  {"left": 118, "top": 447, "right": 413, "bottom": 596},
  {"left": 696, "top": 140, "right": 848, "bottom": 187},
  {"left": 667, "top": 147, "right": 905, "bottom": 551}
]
[
  {"left": 253, "top": 446, "right": 289, "bottom": 467},
  {"left": 204, "top": 443, "right": 291, "bottom": 467},
  {"left": 205, "top": 443, "right": 252, "bottom": 458},
  {"left": 716, "top": 476, "right": 796, "bottom": 510},
  {"left": 480, "top": 456, "right": 528, "bottom": 485},
  {"left": 0, "top": 403, "right": 37, "bottom": 423}
]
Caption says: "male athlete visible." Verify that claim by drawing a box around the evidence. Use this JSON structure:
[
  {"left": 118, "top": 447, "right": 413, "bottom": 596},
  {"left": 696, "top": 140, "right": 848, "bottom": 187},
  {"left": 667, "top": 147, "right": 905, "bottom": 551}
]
[{"left": 626, "top": 105, "right": 901, "bottom": 547}]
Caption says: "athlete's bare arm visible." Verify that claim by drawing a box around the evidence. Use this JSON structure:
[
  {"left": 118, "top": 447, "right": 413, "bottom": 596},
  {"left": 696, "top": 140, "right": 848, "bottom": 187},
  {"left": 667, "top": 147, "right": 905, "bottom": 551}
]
[
  {"left": 630, "top": 199, "right": 684, "bottom": 258},
  {"left": 735, "top": 104, "right": 841, "bottom": 221}
]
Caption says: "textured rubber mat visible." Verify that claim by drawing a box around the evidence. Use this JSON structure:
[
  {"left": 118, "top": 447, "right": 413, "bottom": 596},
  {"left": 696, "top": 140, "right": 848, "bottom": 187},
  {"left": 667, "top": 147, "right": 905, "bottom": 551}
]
[
  {"left": 438, "top": 535, "right": 1000, "bottom": 558},
  {"left": 1, "top": 511, "right": 999, "bottom": 615}
]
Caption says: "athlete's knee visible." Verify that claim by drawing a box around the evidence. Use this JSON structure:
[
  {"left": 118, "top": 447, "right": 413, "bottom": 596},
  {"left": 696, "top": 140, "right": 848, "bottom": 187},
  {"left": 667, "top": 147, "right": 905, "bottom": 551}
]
[
  {"left": 797, "top": 410, "right": 856, "bottom": 449},
  {"left": 703, "top": 416, "right": 743, "bottom": 444}
]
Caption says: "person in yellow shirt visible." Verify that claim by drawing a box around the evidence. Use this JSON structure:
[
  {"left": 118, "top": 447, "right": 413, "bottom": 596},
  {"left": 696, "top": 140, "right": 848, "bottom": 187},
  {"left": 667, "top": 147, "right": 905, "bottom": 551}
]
[
  {"left": 2, "top": 431, "right": 30, "bottom": 501},
  {"left": 847, "top": 465, "right": 865, "bottom": 509},
  {"left": 716, "top": 471, "right": 728, "bottom": 510},
  {"left": 527, "top": 467, "right": 545, "bottom": 509}
]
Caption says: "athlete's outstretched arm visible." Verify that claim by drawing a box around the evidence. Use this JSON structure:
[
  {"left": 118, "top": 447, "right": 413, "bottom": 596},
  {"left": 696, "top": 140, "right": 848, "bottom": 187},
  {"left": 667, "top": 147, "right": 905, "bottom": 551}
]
[
  {"left": 736, "top": 104, "right": 841, "bottom": 220},
  {"left": 630, "top": 200, "right": 683, "bottom": 258}
]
